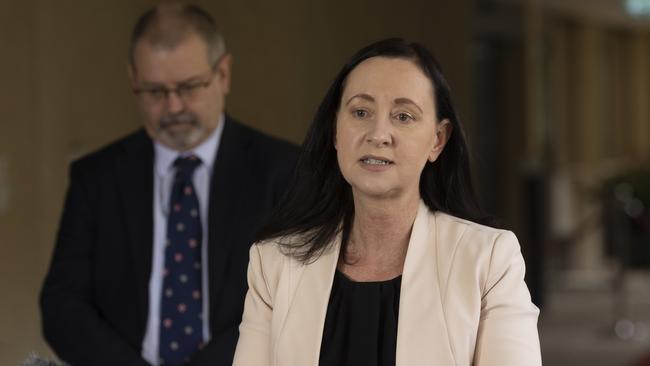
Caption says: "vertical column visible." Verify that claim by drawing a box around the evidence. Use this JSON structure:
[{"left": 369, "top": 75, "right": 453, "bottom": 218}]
[
  {"left": 523, "top": 0, "right": 546, "bottom": 306},
  {"left": 547, "top": 22, "right": 577, "bottom": 243},
  {"left": 610, "top": 32, "right": 626, "bottom": 159},
  {"left": 575, "top": 22, "right": 603, "bottom": 165},
  {"left": 630, "top": 32, "right": 649, "bottom": 160},
  {"left": 524, "top": 0, "right": 545, "bottom": 166},
  {"left": 571, "top": 21, "right": 607, "bottom": 272},
  {"left": 548, "top": 22, "right": 570, "bottom": 169}
]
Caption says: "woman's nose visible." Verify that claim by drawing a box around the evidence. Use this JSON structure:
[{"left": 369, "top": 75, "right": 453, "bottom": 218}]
[{"left": 365, "top": 118, "right": 393, "bottom": 147}]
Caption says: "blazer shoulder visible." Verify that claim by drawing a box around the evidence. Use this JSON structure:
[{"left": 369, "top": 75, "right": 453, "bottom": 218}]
[
  {"left": 249, "top": 238, "right": 297, "bottom": 301},
  {"left": 225, "top": 117, "right": 299, "bottom": 161},
  {"left": 431, "top": 211, "right": 526, "bottom": 307},
  {"left": 253, "top": 239, "right": 286, "bottom": 263},
  {"left": 434, "top": 211, "right": 516, "bottom": 244},
  {"left": 69, "top": 129, "right": 151, "bottom": 173},
  {"left": 432, "top": 211, "right": 522, "bottom": 270}
]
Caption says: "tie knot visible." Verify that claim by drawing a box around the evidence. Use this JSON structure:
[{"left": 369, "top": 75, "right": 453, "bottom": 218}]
[{"left": 173, "top": 155, "right": 202, "bottom": 180}]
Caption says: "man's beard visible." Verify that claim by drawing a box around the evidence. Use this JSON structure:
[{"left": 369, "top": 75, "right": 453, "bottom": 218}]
[{"left": 157, "top": 112, "right": 204, "bottom": 151}]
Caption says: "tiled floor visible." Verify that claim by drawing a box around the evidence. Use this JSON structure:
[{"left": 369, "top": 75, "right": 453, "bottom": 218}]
[{"left": 540, "top": 271, "right": 650, "bottom": 366}]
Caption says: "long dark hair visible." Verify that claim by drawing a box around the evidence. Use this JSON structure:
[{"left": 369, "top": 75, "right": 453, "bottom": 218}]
[{"left": 257, "top": 38, "right": 489, "bottom": 262}]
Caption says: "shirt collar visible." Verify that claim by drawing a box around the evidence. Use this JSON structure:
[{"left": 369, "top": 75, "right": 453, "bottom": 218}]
[{"left": 154, "top": 113, "right": 225, "bottom": 177}]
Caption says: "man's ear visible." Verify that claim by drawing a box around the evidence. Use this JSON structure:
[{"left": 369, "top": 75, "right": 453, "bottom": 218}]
[
  {"left": 216, "top": 53, "right": 233, "bottom": 94},
  {"left": 428, "top": 119, "right": 452, "bottom": 162}
]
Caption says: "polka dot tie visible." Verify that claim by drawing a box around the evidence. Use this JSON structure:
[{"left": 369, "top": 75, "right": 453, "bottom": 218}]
[{"left": 159, "top": 155, "right": 203, "bottom": 365}]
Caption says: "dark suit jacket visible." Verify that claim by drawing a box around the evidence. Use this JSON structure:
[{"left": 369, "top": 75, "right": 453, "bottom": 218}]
[{"left": 40, "top": 116, "right": 299, "bottom": 366}]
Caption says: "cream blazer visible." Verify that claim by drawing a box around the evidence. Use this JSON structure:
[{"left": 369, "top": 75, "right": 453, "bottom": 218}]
[{"left": 233, "top": 201, "right": 542, "bottom": 365}]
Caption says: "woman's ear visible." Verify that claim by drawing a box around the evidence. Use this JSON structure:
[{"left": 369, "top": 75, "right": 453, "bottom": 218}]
[{"left": 428, "top": 119, "right": 452, "bottom": 162}]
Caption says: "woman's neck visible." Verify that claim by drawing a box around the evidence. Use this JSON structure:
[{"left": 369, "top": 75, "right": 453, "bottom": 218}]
[{"left": 339, "top": 194, "right": 419, "bottom": 281}]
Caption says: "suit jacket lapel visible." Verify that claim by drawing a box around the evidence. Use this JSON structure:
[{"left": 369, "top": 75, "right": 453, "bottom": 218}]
[
  {"left": 396, "top": 201, "right": 455, "bottom": 365},
  {"left": 115, "top": 130, "right": 154, "bottom": 325},
  {"left": 277, "top": 241, "right": 340, "bottom": 366}
]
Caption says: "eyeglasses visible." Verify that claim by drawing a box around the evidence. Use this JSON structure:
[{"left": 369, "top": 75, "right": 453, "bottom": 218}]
[{"left": 133, "top": 69, "right": 216, "bottom": 104}]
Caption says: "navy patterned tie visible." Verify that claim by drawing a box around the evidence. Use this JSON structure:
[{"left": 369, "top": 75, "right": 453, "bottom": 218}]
[{"left": 159, "top": 155, "right": 203, "bottom": 365}]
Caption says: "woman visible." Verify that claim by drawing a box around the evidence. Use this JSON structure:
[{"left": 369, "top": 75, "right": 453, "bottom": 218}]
[{"left": 233, "top": 38, "right": 541, "bottom": 366}]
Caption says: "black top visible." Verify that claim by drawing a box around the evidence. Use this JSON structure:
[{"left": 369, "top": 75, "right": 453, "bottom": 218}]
[{"left": 319, "top": 270, "right": 402, "bottom": 366}]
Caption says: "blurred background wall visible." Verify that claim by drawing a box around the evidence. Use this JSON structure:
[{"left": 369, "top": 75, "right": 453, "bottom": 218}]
[
  {"left": 475, "top": 0, "right": 650, "bottom": 364},
  {"left": 1, "top": 0, "right": 650, "bottom": 365}
]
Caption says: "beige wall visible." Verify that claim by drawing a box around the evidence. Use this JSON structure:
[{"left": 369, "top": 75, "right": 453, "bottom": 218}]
[
  {"left": 0, "top": 1, "right": 41, "bottom": 362},
  {"left": 0, "top": 1, "right": 473, "bottom": 363}
]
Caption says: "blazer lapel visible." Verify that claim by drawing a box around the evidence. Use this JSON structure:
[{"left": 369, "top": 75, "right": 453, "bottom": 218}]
[
  {"left": 276, "top": 241, "right": 340, "bottom": 366},
  {"left": 396, "top": 201, "right": 456, "bottom": 365},
  {"left": 115, "top": 131, "right": 154, "bottom": 324}
]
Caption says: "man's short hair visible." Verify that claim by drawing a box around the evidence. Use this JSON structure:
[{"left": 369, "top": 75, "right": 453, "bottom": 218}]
[{"left": 128, "top": 3, "right": 226, "bottom": 68}]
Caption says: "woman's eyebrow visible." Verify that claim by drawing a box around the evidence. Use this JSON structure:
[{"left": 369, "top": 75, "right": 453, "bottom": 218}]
[
  {"left": 394, "top": 98, "right": 423, "bottom": 113},
  {"left": 345, "top": 93, "right": 374, "bottom": 106}
]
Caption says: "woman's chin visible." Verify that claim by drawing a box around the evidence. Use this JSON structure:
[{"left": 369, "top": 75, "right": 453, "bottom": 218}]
[{"left": 352, "top": 184, "right": 403, "bottom": 200}]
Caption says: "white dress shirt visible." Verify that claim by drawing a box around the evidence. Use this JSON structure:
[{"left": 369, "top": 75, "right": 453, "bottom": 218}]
[{"left": 142, "top": 116, "right": 225, "bottom": 365}]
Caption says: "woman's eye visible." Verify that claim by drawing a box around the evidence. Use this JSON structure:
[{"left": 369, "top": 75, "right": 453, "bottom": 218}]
[
  {"left": 354, "top": 109, "right": 368, "bottom": 118},
  {"left": 396, "top": 113, "right": 413, "bottom": 122}
]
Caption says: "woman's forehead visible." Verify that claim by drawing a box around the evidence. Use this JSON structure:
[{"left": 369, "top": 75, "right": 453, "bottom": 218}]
[{"left": 341, "top": 57, "right": 435, "bottom": 109}]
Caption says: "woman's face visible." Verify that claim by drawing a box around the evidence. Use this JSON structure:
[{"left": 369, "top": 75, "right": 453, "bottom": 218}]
[{"left": 335, "top": 56, "right": 450, "bottom": 201}]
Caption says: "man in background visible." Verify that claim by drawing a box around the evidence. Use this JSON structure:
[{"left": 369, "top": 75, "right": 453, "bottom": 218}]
[{"left": 40, "top": 3, "right": 298, "bottom": 365}]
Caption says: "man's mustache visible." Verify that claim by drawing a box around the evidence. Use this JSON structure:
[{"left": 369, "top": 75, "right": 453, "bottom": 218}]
[{"left": 159, "top": 113, "right": 198, "bottom": 128}]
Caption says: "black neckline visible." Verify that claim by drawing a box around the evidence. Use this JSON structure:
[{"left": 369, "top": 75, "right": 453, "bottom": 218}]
[{"left": 335, "top": 269, "right": 402, "bottom": 285}]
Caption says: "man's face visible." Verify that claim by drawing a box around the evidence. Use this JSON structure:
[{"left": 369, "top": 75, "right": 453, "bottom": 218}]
[{"left": 129, "top": 33, "right": 231, "bottom": 151}]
